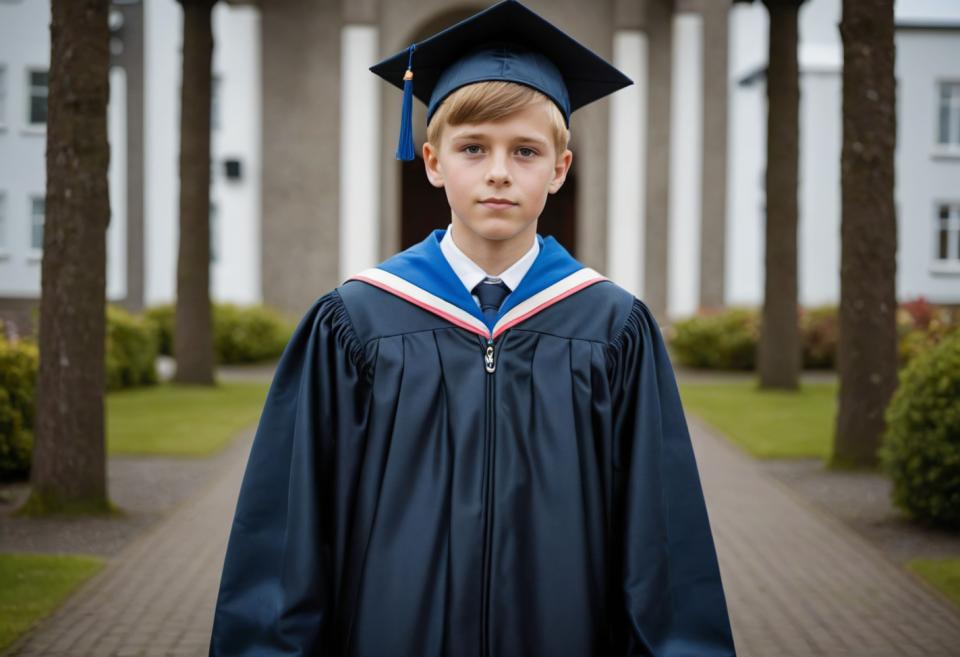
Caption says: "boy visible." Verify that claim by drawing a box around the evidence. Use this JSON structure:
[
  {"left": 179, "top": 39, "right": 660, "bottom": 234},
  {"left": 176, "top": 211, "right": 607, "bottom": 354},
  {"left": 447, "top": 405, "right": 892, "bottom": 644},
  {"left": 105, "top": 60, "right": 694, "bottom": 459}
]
[{"left": 208, "top": 1, "right": 737, "bottom": 656}]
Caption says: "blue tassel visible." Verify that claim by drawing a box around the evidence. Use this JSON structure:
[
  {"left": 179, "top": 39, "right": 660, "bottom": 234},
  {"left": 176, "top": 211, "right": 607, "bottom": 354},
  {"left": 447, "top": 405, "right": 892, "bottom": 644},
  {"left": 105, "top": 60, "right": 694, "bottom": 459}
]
[{"left": 395, "top": 44, "right": 417, "bottom": 161}]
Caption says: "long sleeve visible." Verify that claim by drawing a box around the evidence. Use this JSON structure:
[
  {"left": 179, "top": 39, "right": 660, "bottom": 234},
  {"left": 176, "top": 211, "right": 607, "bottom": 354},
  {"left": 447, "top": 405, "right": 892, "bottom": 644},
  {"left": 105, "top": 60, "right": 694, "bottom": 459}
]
[
  {"left": 208, "top": 290, "right": 371, "bottom": 657},
  {"left": 606, "top": 298, "right": 736, "bottom": 657}
]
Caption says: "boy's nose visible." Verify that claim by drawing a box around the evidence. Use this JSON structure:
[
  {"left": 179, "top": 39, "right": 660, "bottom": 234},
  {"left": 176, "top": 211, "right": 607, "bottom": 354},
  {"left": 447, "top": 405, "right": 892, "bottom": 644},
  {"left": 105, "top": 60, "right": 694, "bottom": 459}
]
[{"left": 486, "top": 153, "right": 511, "bottom": 184}]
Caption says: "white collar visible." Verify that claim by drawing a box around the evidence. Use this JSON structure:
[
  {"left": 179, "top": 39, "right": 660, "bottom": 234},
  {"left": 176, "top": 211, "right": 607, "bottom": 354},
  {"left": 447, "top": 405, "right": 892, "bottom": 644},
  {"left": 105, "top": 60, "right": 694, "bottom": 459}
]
[{"left": 439, "top": 222, "right": 540, "bottom": 298}]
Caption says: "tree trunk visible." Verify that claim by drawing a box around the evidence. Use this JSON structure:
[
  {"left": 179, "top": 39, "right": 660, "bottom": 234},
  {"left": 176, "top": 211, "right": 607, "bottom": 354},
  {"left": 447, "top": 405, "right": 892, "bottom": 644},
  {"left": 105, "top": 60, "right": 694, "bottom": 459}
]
[
  {"left": 832, "top": 0, "right": 898, "bottom": 468},
  {"left": 173, "top": 0, "right": 217, "bottom": 385},
  {"left": 758, "top": 0, "right": 804, "bottom": 390},
  {"left": 26, "top": 0, "right": 111, "bottom": 515}
]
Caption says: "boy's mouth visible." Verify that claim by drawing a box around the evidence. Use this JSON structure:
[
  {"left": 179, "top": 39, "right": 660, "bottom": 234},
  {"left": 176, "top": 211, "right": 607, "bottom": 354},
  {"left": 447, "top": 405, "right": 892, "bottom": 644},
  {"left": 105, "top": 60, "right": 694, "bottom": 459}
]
[{"left": 479, "top": 198, "right": 518, "bottom": 209}]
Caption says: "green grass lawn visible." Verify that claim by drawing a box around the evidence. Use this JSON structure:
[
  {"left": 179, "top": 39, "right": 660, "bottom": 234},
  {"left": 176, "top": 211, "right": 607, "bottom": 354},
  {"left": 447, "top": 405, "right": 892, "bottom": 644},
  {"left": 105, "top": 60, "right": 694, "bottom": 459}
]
[
  {"left": 677, "top": 379, "right": 838, "bottom": 459},
  {"left": 107, "top": 381, "right": 270, "bottom": 457},
  {"left": 908, "top": 558, "right": 960, "bottom": 608},
  {"left": 0, "top": 553, "right": 104, "bottom": 653}
]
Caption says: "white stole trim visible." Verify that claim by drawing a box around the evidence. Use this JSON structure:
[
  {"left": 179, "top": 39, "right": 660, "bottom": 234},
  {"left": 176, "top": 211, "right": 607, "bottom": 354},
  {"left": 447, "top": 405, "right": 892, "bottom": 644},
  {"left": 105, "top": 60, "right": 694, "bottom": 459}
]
[{"left": 348, "top": 267, "right": 608, "bottom": 340}]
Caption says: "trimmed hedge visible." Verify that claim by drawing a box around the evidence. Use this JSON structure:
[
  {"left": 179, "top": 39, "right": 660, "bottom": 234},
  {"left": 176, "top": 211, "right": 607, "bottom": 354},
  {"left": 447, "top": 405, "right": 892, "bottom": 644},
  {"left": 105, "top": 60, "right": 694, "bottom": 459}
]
[
  {"left": 669, "top": 308, "right": 758, "bottom": 370},
  {"left": 0, "top": 307, "right": 158, "bottom": 481},
  {"left": 0, "top": 332, "right": 38, "bottom": 481},
  {"left": 880, "top": 330, "right": 960, "bottom": 529},
  {"left": 106, "top": 306, "right": 159, "bottom": 391},
  {"left": 668, "top": 300, "right": 959, "bottom": 371},
  {"left": 144, "top": 302, "right": 295, "bottom": 365},
  {"left": 800, "top": 305, "right": 838, "bottom": 369}
]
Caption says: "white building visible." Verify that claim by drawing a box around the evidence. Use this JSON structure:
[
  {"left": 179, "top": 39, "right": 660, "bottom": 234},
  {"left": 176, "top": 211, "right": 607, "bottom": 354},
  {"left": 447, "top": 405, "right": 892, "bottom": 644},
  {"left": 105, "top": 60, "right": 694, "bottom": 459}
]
[
  {"left": 0, "top": 0, "right": 957, "bottom": 336},
  {"left": 0, "top": 0, "right": 260, "bottom": 334},
  {"left": 728, "top": 0, "right": 960, "bottom": 308}
]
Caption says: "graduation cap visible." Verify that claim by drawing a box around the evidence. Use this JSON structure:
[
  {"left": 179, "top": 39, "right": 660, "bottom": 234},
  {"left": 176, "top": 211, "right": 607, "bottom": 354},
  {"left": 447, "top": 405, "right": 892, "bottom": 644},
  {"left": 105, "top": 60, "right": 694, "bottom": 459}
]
[{"left": 369, "top": 0, "right": 634, "bottom": 161}]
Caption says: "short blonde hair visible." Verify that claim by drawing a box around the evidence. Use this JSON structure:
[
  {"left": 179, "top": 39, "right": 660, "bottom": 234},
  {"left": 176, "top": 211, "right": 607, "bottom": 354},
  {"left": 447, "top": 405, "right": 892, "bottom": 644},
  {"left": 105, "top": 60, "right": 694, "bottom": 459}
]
[{"left": 426, "top": 80, "right": 571, "bottom": 158}]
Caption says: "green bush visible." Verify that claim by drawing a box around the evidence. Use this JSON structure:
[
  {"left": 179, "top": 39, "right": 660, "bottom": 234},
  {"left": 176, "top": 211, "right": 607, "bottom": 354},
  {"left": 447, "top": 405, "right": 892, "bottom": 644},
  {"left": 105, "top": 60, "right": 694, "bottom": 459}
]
[
  {"left": 880, "top": 331, "right": 960, "bottom": 529},
  {"left": 143, "top": 304, "right": 174, "bottom": 356},
  {"left": 0, "top": 334, "right": 38, "bottom": 481},
  {"left": 669, "top": 308, "right": 759, "bottom": 370},
  {"left": 106, "top": 305, "right": 159, "bottom": 391},
  {"left": 144, "top": 302, "right": 294, "bottom": 365},
  {"left": 213, "top": 304, "right": 294, "bottom": 364},
  {"left": 800, "top": 305, "right": 838, "bottom": 369}
]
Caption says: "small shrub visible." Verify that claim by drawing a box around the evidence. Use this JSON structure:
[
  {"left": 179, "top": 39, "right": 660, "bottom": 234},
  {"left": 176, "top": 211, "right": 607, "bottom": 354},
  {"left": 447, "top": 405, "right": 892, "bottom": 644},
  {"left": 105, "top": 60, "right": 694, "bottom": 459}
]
[
  {"left": 146, "top": 302, "right": 294, "bottom": 365},
  {"left": 144, "top": 304, "right": 174, "bottom": 356},
  {"left": 106, "top": 305, "right": 159, "bottom": 391},
  {"left": 669, "top": 307, "right": 759, "bottom": 370},
  {"left": 800, "top": 305, "right": 838, "bottom": 370},
  {"left": 0, "top": 334, "right": 38, "bottom": 481},
  {"left": 880, "top": 330, "right": 960, "bottom": 529},
  {"left": 213, "top": 304, "right": 294, "bottom": 365}
]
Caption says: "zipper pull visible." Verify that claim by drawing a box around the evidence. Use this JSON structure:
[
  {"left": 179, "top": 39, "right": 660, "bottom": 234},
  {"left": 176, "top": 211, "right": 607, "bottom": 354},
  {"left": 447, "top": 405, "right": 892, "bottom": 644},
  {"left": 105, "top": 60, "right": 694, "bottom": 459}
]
[{"left": 484, "top": 337, "right": 496, "bottom": 373}]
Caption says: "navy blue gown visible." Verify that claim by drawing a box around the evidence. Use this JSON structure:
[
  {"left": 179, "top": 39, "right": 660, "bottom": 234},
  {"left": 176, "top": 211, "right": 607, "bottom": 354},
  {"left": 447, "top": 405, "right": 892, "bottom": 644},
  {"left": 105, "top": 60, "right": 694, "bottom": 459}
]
[{"left": 208, "top": 229, "right": 736, "bottom": 657}]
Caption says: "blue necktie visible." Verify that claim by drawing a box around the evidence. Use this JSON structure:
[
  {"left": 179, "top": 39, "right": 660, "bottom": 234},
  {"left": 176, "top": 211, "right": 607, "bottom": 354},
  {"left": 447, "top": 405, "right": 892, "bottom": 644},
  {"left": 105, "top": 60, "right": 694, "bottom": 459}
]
[{"left": 473, "top": 277, "right": 511, "bottom": 325}]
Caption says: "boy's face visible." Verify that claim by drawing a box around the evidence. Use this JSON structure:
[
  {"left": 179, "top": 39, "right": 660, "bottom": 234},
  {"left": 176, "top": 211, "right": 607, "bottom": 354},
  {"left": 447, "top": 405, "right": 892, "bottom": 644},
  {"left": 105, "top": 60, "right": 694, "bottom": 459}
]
[{"left": 422, "top": 100, "right": 573, "bottom": 248}]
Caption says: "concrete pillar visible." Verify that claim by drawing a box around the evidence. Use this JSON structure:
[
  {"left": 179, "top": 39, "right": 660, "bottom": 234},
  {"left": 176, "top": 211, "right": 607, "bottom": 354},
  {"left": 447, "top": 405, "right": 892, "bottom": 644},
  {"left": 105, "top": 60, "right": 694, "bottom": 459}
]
[
  {"left": 261, "top": 0, "right": 342, "bottom": 316},
  {"left": 668, "top": 12, "right": 703, "bottom": 319},
  {"left": 643, "top": 0, "right": 674, "bottom": 320},
  {"left": 699, "top": 0, "right": 730, "bottom": 310},
  {"left": 339, "top": 23, "right": 381, "bottom": 280},
  {"left": 606, "top": 29, "right": 646, "bottom": 298}
]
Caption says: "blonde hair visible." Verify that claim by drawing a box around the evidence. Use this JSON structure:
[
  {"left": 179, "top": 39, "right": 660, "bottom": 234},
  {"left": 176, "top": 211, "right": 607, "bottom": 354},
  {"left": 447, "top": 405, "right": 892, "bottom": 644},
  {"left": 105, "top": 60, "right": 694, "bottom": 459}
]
[{"left": 426, "top": 80, "right": 571, "bottom": 158}]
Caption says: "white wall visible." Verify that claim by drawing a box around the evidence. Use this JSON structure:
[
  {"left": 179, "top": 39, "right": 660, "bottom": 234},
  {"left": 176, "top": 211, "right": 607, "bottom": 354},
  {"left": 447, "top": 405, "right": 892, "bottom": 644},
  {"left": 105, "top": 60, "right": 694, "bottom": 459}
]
[
  {"left": 896, "top": 28, "right": 960, "bottom": 303},
  {"left": 0, "top": 0, "right": 125, "bottom": 302},
  {"left": 144, "top": 0, "right": 261, "bottom": 307},
  {"left": 726, "top": 0, "right": 960, "bottom": 313}
]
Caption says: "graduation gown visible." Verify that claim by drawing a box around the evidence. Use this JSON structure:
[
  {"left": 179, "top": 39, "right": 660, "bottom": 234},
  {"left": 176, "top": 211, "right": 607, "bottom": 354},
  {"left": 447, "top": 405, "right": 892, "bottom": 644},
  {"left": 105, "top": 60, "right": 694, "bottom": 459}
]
[{"left": 208, "top": 229, "right": 736, "bottom": 657}]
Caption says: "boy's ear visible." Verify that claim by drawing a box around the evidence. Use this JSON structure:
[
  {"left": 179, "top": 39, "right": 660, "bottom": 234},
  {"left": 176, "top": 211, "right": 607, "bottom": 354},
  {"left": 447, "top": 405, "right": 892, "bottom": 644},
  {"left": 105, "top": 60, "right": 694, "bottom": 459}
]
[
  {"left": 548, "top": 148, "right": 574, "bottom": 194},
  {"left": 422, "top": 142, "right": 445, "bottom": 188}
]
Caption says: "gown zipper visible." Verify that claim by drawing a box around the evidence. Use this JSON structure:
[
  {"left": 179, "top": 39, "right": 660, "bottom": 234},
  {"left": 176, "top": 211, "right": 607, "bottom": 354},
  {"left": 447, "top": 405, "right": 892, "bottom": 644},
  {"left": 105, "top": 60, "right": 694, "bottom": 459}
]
[{"left": 479, "top": 333, "right": 496, "bottom": 657}]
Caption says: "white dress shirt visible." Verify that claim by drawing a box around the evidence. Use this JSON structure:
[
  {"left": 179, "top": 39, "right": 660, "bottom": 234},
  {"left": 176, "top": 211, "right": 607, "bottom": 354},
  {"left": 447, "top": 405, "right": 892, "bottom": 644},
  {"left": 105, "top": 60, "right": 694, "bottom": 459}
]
[{"left": 439, "top": 222, "right": 540, "bottom": 310}]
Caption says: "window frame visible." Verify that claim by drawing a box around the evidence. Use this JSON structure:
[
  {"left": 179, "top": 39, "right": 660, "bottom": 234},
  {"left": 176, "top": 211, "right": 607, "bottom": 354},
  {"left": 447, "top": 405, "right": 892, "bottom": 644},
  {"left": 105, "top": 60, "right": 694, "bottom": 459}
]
[
  {"left": 29, "top": 194, "right": 44, "bottom": 256},
  {"left": 0, "top": 64, "right": 7, "bottom": 129},
  {"left": 26, "top": 67, "right": 49, "bottom": 129},
  {"left": 931, "top": 200, "right": 960, "bottom": 275},
  {"left": 934, "top": 79, "right": 960, "bottom": 158},
  {"left": 0, "top": 191, "right": 8, "bottom": 258}
]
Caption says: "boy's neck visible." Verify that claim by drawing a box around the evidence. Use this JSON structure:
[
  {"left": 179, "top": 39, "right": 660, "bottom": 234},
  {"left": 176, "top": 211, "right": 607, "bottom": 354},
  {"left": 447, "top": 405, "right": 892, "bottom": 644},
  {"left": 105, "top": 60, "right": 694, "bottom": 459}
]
[{"left": 449, "top": 216, "right": 538, "bottom": 277}]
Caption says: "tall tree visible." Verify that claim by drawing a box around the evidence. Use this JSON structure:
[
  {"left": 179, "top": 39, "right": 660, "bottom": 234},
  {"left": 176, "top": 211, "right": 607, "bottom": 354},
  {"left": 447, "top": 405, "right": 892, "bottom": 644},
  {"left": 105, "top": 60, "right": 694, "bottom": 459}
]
[
  {"left": 173, "top": 0, "right": 218, "bottom": 385},
  {"left": 26, "top": 0, "right": 111, "bottom": 514},
  {"left": 757, "top": 0, "right": 805, "bottom": 390},
  {"left": 832, "top": 0, "right": 898, "bottom": 468}
]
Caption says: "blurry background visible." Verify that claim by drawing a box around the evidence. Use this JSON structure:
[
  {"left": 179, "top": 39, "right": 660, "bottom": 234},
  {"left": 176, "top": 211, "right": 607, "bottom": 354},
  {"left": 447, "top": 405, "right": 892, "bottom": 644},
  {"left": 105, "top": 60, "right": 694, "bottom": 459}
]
[{"left": 1, "top": 0, "right": 956, "bottom": 331}]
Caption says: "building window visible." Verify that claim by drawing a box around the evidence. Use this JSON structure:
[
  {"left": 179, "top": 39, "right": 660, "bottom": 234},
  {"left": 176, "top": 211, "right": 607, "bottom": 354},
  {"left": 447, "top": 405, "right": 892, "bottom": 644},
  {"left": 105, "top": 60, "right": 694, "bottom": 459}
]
[
  {"left": 28, "top": 69, "right": 48, "bottom": 125},
  {"left": 935, "top": 203, "right": 960, "bottom": 264},
  {"left": 0, "top": 192, "right": 6, "bottom": 249},
  {"left": 30, "top": 196, "right": 44, "bottom": 250},
  {"left": 209, "top": 201, "right": 218, "bottom": 263},
  {"left": 0, "top": 65, "right": 7, "bottom": 125},
  {"left": 938, "top": 82, "right": 960, "bottom": 148}
]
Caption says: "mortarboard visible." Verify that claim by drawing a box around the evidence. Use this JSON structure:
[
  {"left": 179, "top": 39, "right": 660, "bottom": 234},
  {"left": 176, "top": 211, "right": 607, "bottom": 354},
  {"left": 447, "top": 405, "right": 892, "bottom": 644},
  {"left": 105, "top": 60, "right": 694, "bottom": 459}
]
[{"left": 369, "top": 0, "right": 634, "bottom": 161}]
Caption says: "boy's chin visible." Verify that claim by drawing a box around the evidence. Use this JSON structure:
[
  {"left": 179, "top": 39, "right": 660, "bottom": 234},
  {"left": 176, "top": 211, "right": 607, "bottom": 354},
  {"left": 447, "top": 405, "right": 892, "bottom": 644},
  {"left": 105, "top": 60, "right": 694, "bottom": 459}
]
[{"left": 457, "top": 215, "right": 536, "bottom": 242}]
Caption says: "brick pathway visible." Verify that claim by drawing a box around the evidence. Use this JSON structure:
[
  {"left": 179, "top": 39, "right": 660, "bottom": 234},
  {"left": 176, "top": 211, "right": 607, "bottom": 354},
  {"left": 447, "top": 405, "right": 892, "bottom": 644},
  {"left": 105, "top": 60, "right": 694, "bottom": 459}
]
[
  {"left": 693, "top": 415, "right": 960, "bottom": 657},
  {"left": 2, "top": 428, "right": 253, "bottom": 657},
  {"left": 5, "top": 416, "right": 960, "bottom": 656}
]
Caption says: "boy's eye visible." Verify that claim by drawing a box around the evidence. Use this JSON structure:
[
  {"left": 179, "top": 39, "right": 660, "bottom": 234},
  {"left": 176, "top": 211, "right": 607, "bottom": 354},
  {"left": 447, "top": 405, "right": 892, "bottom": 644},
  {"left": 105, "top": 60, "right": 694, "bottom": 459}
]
[
  {"left": 517, "top": 147, "right": 538, "bottom": 158},
  {"left": 463, "top": 144, "right": 483, "bottom": 154}
]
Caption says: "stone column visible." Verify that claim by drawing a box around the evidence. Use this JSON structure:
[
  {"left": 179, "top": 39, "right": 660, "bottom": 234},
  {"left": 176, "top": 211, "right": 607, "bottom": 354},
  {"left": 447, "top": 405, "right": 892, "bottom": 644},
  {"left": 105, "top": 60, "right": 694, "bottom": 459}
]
[
  {"left": 261, "top": 0, "right": 342, "bottom": 316},
  {"left": 699, "top": 0, "right": 730, "bottom": 310},
  {"left": 643, "top": 0, "right": 674, "bottom": 320}
]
